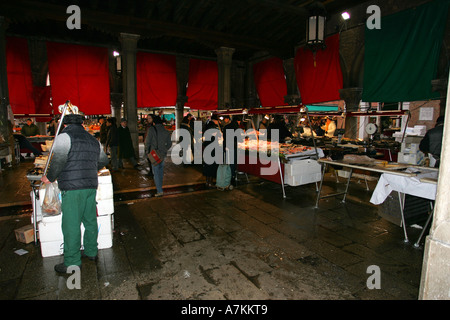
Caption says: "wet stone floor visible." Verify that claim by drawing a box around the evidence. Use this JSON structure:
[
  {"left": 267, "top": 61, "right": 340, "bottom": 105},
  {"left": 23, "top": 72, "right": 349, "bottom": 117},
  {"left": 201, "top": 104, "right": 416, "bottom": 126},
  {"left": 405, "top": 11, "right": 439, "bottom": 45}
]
[{"left": 0, "top": 165, "right": 426, "bottom": 303}]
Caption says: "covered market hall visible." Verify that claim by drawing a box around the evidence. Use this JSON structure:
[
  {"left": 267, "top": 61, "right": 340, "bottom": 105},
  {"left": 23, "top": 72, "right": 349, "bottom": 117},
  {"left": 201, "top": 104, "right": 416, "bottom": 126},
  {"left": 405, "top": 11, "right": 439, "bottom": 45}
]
[{"left": 1, "top": 0, "right": 450, "bottom": 304}]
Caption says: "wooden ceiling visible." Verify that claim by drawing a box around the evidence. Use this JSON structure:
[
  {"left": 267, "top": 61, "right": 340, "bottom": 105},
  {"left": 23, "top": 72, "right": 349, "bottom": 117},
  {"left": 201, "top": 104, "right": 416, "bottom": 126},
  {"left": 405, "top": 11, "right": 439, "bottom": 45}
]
[{"left": 1, "top": 0, "right": 363, "bottom": 61}]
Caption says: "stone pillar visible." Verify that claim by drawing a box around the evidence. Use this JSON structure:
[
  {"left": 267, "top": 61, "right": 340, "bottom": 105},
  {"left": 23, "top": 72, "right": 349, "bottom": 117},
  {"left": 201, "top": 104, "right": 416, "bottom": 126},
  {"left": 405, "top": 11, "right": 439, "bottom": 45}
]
[
  {"left": 432, "top": 78, "right": 448, "bottom": 117},
  {"left": 283, "top": 58, "right": 301, "bottom": 105},
  {"left": 339, "top": 87, "right": 362, "bottom": 140},
  {"left": 109, "top": 50, "right": 123, "bottom": 119},
  {"left": 215, "top": 47, "right": 235, "bottom": 109},
  {"left": 419, "top": 74, "right": 450, "bottom": 300},
  {"left": 119, "top": 33, "right": 140, "bottom": 159}
]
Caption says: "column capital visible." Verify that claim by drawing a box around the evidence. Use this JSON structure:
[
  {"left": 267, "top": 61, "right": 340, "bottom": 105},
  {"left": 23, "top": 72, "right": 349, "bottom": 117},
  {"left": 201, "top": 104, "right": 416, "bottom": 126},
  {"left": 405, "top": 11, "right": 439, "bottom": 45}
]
[
  {"left": 215, "top": 46, "right": 236, "bottom": 59},
  {"left": 339, "top": 87, "right": 363, "bottom": 111},
  {"left": 119, "top": 33, "right": 140, "bottom": 52}
]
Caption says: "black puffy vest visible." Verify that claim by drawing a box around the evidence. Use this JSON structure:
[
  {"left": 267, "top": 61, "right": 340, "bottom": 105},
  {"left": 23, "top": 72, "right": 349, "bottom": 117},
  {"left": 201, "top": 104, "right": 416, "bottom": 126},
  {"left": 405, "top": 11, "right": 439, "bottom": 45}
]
[{"left": 57, "top": 124, "right": 100, "bottom": 191}]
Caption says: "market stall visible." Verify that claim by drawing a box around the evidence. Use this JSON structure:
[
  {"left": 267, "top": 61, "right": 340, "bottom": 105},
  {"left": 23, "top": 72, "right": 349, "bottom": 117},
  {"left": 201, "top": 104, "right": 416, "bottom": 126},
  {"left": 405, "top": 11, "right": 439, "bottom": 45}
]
[{"left": 316, "top": 155, "right": 437, "bottom": 244}]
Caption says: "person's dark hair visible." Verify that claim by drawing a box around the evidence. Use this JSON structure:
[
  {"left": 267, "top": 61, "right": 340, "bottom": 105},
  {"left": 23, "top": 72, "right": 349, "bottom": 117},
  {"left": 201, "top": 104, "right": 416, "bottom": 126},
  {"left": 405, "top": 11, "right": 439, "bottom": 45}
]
[
  {"left": 107, "top": 117, "right": 116, "bottom": 125},
  {"left": 436, "top": 115, "right": 445, "bottom": 125},
  {"left": 182, "top": 115, "right": 190, "bottom": 124},
  {"left": 153, "top": 115, "right": 163, "bottom": 124}
]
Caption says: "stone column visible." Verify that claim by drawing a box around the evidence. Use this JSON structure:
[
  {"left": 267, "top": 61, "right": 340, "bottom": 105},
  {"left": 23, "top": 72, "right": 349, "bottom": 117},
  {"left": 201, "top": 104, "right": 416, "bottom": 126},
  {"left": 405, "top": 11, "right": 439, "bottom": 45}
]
[
  {"left": 419, "top": 74, "right": 450, "bottom": 299},
  {"left": 283, "top": 58, "right": 301, "bottom": 105},
  {"left": 432, "top": 78, "right": 448, "bottom": 117},
  {"left": 215, "top": 47, "right": 235, "bottom": 110},
  {"left": 339, "top": 87, "right": 362, "bottom": 140},
  {"left": 119, "top": 33, "right": 140, "bottom": 159}
]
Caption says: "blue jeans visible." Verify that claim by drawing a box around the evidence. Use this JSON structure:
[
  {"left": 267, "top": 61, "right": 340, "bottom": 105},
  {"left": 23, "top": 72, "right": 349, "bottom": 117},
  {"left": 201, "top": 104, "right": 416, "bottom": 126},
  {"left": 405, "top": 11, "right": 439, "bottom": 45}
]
[{"left": 152, "top": 160, "right": 165, "bottom": 193}]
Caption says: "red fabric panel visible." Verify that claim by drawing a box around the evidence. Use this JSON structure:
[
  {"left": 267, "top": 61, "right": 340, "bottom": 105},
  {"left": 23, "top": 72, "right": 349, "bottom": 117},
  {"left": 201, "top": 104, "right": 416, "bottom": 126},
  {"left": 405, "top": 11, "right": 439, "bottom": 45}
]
[
  {"left": 33, "top": 86, "right": 52, "bottom": 115},
  {"left": 186, "top": 59, "right": 218, "bottom": 110},
  {"left": 253, "top": 57, "right": 288, "bottom": 107},
  {"left": 6, "top": 37, "right": 36, "bottom": 114},
  {"left": 137, "top": 52, "right": 177, "bottom": 108},
  {"left": 46, "top": 42, "right": 111, "bottom": 115},
  {"left": 295, "top": 34, "right": 343, "bottom": 105}
]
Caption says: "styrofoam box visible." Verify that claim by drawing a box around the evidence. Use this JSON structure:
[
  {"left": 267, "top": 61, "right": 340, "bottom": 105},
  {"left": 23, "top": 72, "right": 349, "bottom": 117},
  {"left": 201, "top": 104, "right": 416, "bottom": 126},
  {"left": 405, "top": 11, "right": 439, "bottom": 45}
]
[
  {"left": 96, "top": 181, "right": 114, "bottom": 201},
  {"left": 401, "top": 142, "right": 420, "bottom": 154},
  {"left": 284, "top": 172, "right": 321, "bottom": 186},
  {"left": 97, "top": 199, "right": 114, "bottom": 216},
  {"left": 397, "top": 151, "right": 424, "bottom": 165},
  {"left": 284, "top": 159, "right": 321, "bottom": 176},
  {"left": 39, "top": 214, "right": 114, "bottom": 257}
]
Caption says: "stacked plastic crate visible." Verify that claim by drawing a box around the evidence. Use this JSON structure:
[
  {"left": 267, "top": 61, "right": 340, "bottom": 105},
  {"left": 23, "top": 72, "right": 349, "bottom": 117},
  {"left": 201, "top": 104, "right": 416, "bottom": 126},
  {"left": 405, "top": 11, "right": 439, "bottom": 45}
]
[
  {"left": 397, "top": 136, "right": 425, "bottom": 165},
  {"left": 35, "top": 169, "right": 114, "bottom": 257}
]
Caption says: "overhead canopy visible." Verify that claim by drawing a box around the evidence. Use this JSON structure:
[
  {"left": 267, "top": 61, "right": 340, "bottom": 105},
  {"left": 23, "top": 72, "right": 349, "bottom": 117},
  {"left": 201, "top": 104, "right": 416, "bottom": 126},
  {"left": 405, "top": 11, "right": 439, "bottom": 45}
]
[
  {"left": 185, "top": 59, "right": 218, "bottom": 110},
  {"left": 253, "top": 57, "right": 288, "bottom": 107},
  {"left": 295, "top": 34, "right": 343, "bottom": 105},
  {"left": 362, "top": 0, "right": 449, "bottom": 102},
  {"left": 137, "top": 52, "right": 178, "bottom": 108},
  {"left": 6, "top": 37, "right": 35, "bottom": 115},
  {"left": 46, "top": 42, "right": 111, "bottom": 115}
]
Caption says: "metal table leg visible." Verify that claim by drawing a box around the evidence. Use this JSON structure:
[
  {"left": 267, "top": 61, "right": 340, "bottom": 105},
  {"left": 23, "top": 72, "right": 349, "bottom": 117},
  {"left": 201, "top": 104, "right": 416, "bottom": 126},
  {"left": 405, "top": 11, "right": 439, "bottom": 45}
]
[
  {"left": 341, "top": 168, "right": 353, "bottom": 203},
  {"left": 398, "top": 192, "right": 409, "bottom": 243},
  {"left": 414, "top": 202, "right": 434, "bottom": 248},
  {"left": 278, "top": 159, "right": 286, "bottom": 199}
]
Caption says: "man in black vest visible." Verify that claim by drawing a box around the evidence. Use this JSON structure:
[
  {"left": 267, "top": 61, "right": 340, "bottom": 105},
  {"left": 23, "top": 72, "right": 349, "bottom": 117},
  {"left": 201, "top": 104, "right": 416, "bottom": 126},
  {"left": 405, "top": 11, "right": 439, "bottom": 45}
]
[{"left": 41, "top": 114, "right": 109, "bottom": 273}]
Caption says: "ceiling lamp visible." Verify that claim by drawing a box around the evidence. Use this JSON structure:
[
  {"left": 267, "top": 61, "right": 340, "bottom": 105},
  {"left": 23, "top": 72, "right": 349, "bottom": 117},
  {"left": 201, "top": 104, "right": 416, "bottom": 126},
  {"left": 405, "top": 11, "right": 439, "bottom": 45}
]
[
  {"left": 341, "top": 11, "right": 350, "bottom": 20},
  {"left": 306, "top": 2, "right": 327, "bottom": 52}
]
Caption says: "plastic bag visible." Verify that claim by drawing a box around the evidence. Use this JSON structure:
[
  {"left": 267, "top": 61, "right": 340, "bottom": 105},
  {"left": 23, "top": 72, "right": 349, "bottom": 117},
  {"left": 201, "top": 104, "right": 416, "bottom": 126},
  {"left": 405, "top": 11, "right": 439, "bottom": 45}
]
[{"left": 41, "top": 182, "right": 61, "bottom": 216}]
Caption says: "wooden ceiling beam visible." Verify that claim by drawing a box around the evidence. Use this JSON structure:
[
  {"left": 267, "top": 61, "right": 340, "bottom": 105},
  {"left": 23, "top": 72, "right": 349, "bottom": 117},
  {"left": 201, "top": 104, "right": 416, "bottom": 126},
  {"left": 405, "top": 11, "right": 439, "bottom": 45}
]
[{"left": 0, "top": 0, "right": 290, "bottom": 55}]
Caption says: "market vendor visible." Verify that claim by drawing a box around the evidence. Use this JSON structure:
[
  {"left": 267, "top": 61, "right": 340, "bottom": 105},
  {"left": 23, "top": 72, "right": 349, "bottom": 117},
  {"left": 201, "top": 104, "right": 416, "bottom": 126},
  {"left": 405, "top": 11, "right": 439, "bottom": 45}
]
[
  {"left": 419, "top": 115, "right": 444, "bottom": 168},
  {"left": 41, "top": 113, "right": 109, "bottom": 274},
  {"left": 21, "top": 118, "right": 40, "bottom": 137},
  {"left": 321, "top": 116, "right": 336, "bottom": 138},
  {"left": 267, "top": 115, "right": 292, "bottom": 143}
]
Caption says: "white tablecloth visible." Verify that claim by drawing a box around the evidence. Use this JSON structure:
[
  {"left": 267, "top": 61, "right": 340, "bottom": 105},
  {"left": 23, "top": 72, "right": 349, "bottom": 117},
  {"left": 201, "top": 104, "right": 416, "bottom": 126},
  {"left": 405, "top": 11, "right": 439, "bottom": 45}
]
[{"left": 370, "top": 169, "right": 438, "bottom": 205}]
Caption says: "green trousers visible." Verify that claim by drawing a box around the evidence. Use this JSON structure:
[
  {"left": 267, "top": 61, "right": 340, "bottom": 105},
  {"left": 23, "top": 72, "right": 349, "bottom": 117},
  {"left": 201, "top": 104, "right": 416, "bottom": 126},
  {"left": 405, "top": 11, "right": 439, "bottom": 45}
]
[{"left": 61, "top": 189, "right": 98, "bottom": 266}]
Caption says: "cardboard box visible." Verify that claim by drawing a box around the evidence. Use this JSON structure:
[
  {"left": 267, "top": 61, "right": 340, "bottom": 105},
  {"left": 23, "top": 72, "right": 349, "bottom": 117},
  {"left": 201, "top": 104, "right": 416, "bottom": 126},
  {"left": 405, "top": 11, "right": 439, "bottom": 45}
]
[{"left": 15, "top": 224, "right": 35, "bottom": 244}]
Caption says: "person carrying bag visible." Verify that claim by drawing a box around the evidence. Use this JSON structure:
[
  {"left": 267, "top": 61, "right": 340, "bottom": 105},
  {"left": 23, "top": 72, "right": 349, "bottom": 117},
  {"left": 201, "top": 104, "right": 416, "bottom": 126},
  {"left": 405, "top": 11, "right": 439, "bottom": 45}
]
[{"left": 144, "top": 116, "right": 172, "bottom": 197}]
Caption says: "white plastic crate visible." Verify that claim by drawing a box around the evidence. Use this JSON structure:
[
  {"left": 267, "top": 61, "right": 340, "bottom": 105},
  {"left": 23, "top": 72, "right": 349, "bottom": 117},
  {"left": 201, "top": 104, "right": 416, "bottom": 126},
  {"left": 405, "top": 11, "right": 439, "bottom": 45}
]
[
  {"left": 284, "top": 172, "right": 321, "bottom": 186},
  {"left": 284, "top": 159, "right": 321, "bottom": 176},
  {"left": 397, "top": 151, "right": 424, "bottom": 165},
  {"left": 38, "top": 214, "right": 114, "bottom": 258}
]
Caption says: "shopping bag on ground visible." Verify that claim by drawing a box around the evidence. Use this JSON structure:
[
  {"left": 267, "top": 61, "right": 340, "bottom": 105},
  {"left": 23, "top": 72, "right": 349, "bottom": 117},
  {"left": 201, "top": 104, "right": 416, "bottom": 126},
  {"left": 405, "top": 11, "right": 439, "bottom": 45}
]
[{"left": 41, "top": 182, "right": 61, "bottom": 216}]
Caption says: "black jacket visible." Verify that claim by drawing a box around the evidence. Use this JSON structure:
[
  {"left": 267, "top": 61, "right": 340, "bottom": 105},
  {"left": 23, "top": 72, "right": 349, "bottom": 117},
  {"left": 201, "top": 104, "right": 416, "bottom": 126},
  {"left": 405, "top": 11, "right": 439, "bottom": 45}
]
[
  {"left": 47, "top": 124, "right": 109, "bottom": 190},
  {"left": 419, "top": 124, "right": 444, "bottom": 167}
]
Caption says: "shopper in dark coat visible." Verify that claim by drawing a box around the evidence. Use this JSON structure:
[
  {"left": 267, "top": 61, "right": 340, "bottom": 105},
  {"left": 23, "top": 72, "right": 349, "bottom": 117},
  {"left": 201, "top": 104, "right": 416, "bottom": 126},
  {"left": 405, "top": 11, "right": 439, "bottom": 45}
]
[
  {"left": 202, "top": 114, "right": 220, "bottom": 187},
  {"left": 117, "top": 118, "right": 139, "bottom": 169},
  {"left": 106, "top": 117, "right": 119, "bottom": 171}
]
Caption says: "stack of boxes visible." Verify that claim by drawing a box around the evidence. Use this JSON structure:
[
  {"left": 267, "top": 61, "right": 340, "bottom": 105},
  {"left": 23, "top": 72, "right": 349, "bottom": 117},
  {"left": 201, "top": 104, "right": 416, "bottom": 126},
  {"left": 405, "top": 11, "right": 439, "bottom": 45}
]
[
  {"left": 35, "top": 169, "right": 114, "bottom": 258},
  {"left": 284, "top": 159, "right": 322, "bottom": 186},
  {"left": 397, "top": 136, "right": 425, "bottom": 165}
]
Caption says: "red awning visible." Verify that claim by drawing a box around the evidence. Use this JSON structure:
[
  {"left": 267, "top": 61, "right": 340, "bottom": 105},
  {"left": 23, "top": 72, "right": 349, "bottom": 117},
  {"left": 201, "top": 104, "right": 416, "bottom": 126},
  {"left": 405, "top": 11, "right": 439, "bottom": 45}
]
[
  {"left": 46, "top": 42, "right": 111, "bottom": 115},
  {"left": 137, "top": 52, "right": 177, "bottom": 108},
  {"left": 185, "top": 59, "right": 218, "bottom": 110},
  {"left": 253, "top": 57, "right": 288, "bottom": 107}
]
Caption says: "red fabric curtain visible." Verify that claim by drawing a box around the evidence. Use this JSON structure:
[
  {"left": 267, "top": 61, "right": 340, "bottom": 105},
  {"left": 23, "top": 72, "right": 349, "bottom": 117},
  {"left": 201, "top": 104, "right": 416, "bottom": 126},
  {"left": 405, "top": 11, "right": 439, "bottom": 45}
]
[
  {"left": 137, "top": 52, "right": 177, "bottom": 108},
  {"left": 186, "top": 59, "right": 218, "bottom": 110},
  {"left": 46, "top": 42, "right": 111, "bottom": 115},
  {"left": 33, "top": 86, "right": 52, "bottom": 115},
  {"left": 253, "top": 57, "right": 288, "bottom": 107},
  {"left": 295, "top": 34, "right": 343, "bottom": 105},
  {"left": 6, "top": 37, "right": 36, "bottom": 114}
]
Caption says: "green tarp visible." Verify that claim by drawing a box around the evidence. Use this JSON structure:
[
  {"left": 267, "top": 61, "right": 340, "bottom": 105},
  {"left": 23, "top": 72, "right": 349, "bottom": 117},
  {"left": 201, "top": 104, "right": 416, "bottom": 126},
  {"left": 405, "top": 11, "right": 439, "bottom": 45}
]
[{"left": 362, "top": 0, "right": 449, "bottom": 103}]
